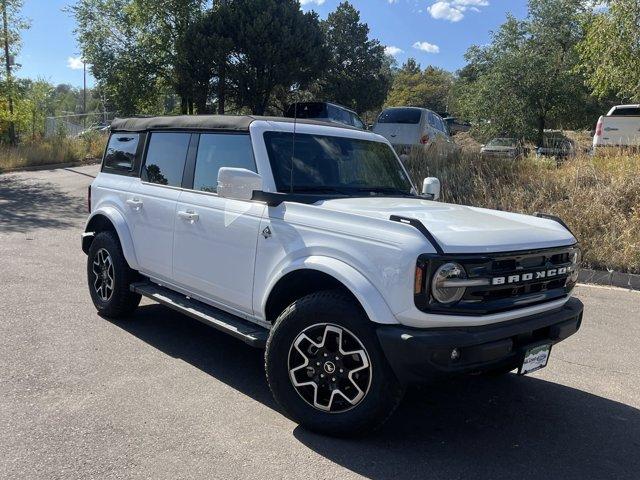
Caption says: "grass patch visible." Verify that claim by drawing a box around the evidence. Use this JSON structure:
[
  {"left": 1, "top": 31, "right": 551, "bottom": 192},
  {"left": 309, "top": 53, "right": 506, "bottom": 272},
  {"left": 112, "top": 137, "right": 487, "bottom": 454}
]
[
  {"left": 0, "top": 133, "right": 107, "bottom": 172},
  {"left": 404, "top": 144, "right": 640, "bottom": 274}
]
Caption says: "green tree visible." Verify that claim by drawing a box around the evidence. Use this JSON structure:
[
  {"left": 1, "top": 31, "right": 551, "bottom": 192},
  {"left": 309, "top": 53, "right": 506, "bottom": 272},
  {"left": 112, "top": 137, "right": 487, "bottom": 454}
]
[
  {"left": 453, "top": 0, "right": 593, "bottom": 145},
  {"left": 222, "top": 0, "right": 326, "bottom": 115},
  {"left": 72, "top": 0, "right": 203, "bottom": 115},
  {"left": 385, "top": 59, "right": 453, "bottom": 114},
  {"left": 578, "top": 0, "right": 640, "bottom": 102},
  {"left": 319, "top": 2, "right": 391, "bottom": 113}
]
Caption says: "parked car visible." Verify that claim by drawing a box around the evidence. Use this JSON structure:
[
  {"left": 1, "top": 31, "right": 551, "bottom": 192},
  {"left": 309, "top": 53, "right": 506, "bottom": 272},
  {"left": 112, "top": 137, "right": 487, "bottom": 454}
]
[
  {"left": 480, "top": 138, "right": 525, "bottom": 159},
  {"left": 444, "top": 117, "right": 471, "bottom": 135},
  {"left": 372, "top": 107, "right": 452, "bottom": 154},
  {"left": 83, "top": 115, "right": 583, "bottom": 436},
  {"left": 593, "top": 104, "right": 640, "bottom": 152},
  {"left": 285, "top": 102, "right": 366, "bottom": 130},
  {"left": 536, "top": 134, "right": 575, "bottom": 159}
]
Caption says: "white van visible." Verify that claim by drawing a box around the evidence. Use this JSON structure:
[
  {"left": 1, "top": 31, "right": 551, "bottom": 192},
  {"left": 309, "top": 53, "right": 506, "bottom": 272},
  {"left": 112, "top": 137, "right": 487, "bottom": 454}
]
[{"left": 373, "top": 107, "right": 451, "bottom": 153}]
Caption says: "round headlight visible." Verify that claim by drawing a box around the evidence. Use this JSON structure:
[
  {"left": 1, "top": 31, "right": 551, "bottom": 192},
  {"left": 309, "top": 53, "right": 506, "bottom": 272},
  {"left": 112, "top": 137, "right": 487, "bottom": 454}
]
[{"left": 431, "top": 262, "right": 467, "bottom": 304}]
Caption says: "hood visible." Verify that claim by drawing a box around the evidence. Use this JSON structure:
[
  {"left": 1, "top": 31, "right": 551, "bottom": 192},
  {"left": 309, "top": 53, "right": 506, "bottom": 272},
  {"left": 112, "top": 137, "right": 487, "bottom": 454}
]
[{"left": 316, "top": 197, "right": 576, "bottom": 254}]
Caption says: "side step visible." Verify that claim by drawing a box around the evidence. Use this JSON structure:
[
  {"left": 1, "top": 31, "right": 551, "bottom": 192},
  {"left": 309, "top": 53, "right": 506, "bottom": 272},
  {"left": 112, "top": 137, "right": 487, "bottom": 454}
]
[{"left": 131, "top": 282, "right": 269, "bottom": 348}]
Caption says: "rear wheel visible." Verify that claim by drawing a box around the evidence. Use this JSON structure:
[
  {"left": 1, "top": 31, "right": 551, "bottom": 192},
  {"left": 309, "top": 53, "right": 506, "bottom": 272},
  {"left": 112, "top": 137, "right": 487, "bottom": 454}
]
[
  {"left": 265, "top": 290, "right": 404, "bottom": 437},
  {"left": 87, "top": 231, "right": 141, "bottom": 318}
]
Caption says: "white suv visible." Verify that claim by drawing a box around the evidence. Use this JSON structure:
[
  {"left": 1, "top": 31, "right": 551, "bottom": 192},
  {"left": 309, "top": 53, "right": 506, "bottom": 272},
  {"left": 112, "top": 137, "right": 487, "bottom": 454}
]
[{"left": 82, "top": 115, "right": 584, "bottom": 436}]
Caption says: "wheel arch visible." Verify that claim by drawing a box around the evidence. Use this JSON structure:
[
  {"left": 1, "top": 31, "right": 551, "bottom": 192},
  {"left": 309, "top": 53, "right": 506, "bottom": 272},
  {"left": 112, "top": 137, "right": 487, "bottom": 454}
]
[
  {"left": 262, "top": 257, "right": 398, "bottom": 326},
  {"left": 83, "top": 207, "right": 139, "bottom": 270}
]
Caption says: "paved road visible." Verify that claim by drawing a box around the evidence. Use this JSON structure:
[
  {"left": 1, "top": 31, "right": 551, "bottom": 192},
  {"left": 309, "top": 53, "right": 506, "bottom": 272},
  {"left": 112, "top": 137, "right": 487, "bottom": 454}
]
[{"left": 1, "top": 165, "right": 639, "bottom": 480}]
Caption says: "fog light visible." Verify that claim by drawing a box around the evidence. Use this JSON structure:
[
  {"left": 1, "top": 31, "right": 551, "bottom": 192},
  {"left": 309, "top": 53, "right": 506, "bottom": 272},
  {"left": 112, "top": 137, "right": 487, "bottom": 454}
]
[{"left": 450, "top": 348, "right": 460, "bottom": 361}]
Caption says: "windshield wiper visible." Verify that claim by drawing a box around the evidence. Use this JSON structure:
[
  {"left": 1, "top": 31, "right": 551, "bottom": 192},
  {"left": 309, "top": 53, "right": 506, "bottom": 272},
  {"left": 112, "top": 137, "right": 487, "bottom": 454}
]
[
  {"left": 352, "top": 187, "right": 415, "bottom": 197},
  {"left": 289, "top": 186, "right": 350, "bottom": 195}
]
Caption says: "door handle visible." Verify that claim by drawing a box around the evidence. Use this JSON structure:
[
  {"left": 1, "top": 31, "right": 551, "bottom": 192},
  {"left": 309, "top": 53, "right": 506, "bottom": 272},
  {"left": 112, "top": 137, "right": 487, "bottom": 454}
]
[
  {"left": 178, "top": 210, "right": 199, "bottom": 223},
  {"left": 126, "top": 198, "right": 143, "bottom": 210}
]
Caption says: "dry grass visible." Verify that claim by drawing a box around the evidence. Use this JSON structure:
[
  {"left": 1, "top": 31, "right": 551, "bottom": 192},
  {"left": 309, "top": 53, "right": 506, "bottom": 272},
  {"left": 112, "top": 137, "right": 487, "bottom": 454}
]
[
  {"left": 0, "top": 133, "right": 107, "bottom": 172},
  {"left": 404, "top": 143, "right": 640, "bottom": 274}
]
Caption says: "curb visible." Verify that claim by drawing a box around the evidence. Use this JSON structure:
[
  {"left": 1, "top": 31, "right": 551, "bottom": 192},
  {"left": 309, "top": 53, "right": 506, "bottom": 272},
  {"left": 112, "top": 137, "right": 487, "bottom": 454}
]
[
  {"left": 578, "top": 268, "right": 640, "bottom": 291},
  {"left": 0, "top": 159, "right": 100, "bottom": 174}
]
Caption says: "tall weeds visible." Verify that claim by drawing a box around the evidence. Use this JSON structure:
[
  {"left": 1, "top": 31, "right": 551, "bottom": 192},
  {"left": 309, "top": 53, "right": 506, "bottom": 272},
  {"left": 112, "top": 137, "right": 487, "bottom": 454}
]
[
  {"left": 404, "top": 143, "right": 640, "bottom": 274},
  {"left": 0, "top": 133, "right": 107, "bottom": 172}
]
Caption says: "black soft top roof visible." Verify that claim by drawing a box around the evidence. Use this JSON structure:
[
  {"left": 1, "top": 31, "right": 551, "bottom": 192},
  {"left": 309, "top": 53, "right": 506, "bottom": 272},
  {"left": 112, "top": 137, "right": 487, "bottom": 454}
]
[{"left": 110, "top": 115, "right": 358, "bottom": 132}]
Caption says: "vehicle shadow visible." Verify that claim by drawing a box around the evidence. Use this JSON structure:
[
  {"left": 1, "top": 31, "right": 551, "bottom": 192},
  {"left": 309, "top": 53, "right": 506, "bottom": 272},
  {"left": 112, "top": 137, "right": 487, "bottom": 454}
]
[
  {"left": 0, "top": 175, "right": 84, "bottom": 233},
  {"left": 117, "top": 304, "right": 640, "bottom": 480}
]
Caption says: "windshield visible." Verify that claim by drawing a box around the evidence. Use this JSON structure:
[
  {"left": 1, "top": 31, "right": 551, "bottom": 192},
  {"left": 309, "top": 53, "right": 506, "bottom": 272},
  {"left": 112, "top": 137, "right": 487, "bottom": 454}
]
[
  {"left": 263, "top": 132, "right": 414, "bottom": 195},
  {"left": 487, "top": 138, "right": 517, "bottom": 147}
]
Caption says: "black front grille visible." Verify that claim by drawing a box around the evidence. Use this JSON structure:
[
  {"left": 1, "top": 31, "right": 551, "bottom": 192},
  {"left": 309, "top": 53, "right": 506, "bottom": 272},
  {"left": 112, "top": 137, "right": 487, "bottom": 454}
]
[{"left": 416, "top": 246, "right": 579, "bottom": 316}]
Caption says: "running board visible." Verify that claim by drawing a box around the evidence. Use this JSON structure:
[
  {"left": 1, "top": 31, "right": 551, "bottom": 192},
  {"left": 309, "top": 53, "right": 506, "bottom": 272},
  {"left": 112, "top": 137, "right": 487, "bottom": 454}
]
[{"left": 131, "top": 282, "right": 268, "bottom": 348}]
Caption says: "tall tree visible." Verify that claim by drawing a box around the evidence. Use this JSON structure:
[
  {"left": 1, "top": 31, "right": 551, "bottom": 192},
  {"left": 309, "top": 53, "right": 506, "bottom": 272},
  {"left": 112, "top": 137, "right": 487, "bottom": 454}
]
[
  {"left": 319, "top": 2, "right": 392, "bottom": 113},
  {"left": 72, "top": 0, "right": 203, "bottom": 115},
  {"left": 222, "top": 0, "right": 326, "bottom": 115},
  {"left": 0, "top": 0, "right": 28, "bottom": 143},
  {"left": 578, "top": 0, "right": 640, "bottom": 102},
  {"left": 385, "top": 59, "right": 453, "bottom": 114},
  {"left": 453, "top": 0, "right": 592, "bottom": 144}
]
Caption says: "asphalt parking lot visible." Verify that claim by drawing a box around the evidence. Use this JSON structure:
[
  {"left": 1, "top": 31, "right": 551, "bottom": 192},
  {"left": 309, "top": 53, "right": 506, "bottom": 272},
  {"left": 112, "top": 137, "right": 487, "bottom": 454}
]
[{"left": 1, "top": 164, "right": 639, "bottom": 479}]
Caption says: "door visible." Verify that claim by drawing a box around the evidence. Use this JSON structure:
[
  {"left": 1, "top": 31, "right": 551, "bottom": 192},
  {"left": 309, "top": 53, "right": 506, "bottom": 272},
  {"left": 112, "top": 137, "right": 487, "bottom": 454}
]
[
  {"left": 128, "top": 131, "right": 192, "bottom": 282},
  {"left": 172, "top": 132, "right": 265, "bottom": 315}
]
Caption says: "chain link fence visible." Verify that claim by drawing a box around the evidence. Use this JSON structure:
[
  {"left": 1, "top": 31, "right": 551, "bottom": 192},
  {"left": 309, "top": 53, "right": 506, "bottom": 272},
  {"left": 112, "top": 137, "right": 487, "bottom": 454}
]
[{"left": 45, "top": 112, "right": 117, "bottom": 138}]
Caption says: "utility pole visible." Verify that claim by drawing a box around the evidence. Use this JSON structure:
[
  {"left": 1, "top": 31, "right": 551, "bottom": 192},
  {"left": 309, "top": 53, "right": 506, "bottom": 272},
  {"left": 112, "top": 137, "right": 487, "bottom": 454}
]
[
  {"left": 3, "top": 0, "right": 16, "bottom": 145},
  {"left": 83, "top": 61, "right": 87, "bottom": 127}
]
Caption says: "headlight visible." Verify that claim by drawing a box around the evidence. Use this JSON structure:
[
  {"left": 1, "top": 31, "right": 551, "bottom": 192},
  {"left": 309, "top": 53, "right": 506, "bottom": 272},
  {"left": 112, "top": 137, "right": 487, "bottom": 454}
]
[{"left": 431, "top": 262, "right": 467, "bottom": 304}]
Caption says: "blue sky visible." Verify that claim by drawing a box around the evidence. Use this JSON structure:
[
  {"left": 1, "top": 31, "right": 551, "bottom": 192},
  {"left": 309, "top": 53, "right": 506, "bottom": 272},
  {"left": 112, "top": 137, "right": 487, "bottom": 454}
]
[{"left": 17, "top": 0, "right": 528, "bottom": 87}]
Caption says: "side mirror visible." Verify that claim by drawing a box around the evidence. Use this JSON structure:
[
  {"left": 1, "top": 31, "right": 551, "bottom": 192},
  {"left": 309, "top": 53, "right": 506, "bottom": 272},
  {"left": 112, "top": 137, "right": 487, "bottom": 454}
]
[
  {"left": 217, "top": 167, "right": 263, "bottom": 201},
  {"left": 422, "top": 177, "right": 441, "bottom": 201}
]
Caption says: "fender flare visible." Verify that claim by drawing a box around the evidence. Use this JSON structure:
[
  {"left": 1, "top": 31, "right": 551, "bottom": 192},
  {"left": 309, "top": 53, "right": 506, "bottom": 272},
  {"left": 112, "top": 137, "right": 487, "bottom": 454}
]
[
  {"left": 261, "top": 256, "right": 399, "bottom": 325},
  {"left": 84, "top": 206, "right": 140, "bottom": 270}
]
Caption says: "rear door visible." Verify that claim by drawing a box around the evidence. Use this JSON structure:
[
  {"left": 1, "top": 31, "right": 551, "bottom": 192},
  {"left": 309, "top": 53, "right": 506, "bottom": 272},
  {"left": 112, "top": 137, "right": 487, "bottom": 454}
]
[
  {"left": 604, "top": 107, "right": 640, "bottom": 146},
  {"left": 373, "top": 108, "right": 424, "bottom": 146},
  {"left": 172, "top": 132, "right": 265, "bottom": 315},
  {"left": 128, "top": 132, "right": 192, "bottom": 282}
]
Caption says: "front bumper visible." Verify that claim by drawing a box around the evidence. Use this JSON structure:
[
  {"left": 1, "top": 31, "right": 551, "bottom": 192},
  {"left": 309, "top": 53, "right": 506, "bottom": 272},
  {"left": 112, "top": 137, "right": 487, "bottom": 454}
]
[{"left": 377, "top": 297, "right": 584, "bottom": 385}]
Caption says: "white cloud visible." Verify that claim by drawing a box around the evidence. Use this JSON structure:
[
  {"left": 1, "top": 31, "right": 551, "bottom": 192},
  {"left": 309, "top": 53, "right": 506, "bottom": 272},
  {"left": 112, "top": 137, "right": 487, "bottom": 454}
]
[
  {"left": 299, "top": 0, "right": 325, "bottom": 5},
  {"left": 388, "top": 0, "right": 399, "bottom": 3},
  {"left": 427, "top": 0, "right": 489, "bottom": 22},
  {"left": 384, "top": 45, "right": 404, "bottom": 56},
  {"left": 412, "top": 41, "right": 440, "bottom": 53},
  {"left": 67, "top": 56, "right": 84, "bottom": 70}
]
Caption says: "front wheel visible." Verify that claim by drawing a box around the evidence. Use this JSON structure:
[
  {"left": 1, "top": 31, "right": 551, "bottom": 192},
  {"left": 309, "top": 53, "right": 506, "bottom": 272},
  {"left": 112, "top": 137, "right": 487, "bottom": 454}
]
[
  {"left": 265, "top": 291, "right": 404, "bottom": 437},
  {"left": 87, "top": 231, "right": 141, "bottom": 318}
]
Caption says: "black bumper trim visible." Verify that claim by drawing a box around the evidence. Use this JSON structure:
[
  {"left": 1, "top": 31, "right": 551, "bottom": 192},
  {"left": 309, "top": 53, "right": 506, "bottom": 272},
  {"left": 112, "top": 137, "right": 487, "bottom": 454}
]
[{"left": 377, "top": 297, "right": 584, "bottom": 385}]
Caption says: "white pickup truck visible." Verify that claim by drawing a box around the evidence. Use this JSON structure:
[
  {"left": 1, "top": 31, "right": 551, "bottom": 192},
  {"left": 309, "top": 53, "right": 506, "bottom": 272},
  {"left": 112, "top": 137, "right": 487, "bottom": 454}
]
[
  {"left": 82, "top": 115, "right": 584, "bottom": 436},
  {"left": 593, "top": 104, "right": 640, "bottom": 151}
]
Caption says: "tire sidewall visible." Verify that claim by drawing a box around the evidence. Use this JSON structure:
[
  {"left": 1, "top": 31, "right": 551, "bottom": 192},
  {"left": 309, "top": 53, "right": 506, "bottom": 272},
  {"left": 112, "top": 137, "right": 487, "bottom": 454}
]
[
  {"left": 266, "top": 291, "right": 403, "bottom": 436},
  {"left": 87, "top": 231, "right": 137, "bottom": 316}
]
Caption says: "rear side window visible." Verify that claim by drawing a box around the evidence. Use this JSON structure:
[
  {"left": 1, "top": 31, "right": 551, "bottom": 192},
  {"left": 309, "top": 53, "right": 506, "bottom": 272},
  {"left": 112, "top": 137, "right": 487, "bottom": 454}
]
[
  {"left": 378, "top": 108, "right": 422, "bottom": 124},
  {"left": 142, "top": 132, "right": 191, "bottom": 187},
  {"left": 103, "top": 133, "right": 140, "bottom": 174},
  {"left": 351, "top": 113, "right": 366, "bottom": 130},
  {"left": 328, "top": 105, "right": 352, "bottom": 126},
  {"left": 610, "top": 107, "right": 640, "bottom": 116},
  {"left": 193, "top": 134, "right": 256, "bottom": 193}
]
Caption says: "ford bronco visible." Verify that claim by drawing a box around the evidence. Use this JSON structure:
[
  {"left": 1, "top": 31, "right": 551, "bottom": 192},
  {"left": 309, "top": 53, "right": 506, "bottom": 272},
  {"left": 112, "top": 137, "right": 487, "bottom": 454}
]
[{"left": 82, "top": 115, "right": 584, "bottom": 436}]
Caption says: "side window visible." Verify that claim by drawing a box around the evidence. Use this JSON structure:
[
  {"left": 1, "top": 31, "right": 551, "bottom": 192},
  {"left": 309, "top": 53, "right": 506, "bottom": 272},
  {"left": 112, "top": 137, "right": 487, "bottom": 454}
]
[
  {"left": 193, "top": 134, "right": 256, "bottom": 193},
  {"left": 351, "top": 113, "right": 366, "bottom": 129},
  {"left": 103, "top": 133, "right": 140, "bottom": 174},
  {"left": 435, "top": 115, "right": 446, "bottom": 134},
  {"left": 427, "top": 112, "right": 437, "bottom": 128},
  {"left": 142, "top": 132, "right": 191, "bottom": 187},
  {"left": 329, "top": 105, "right": 351, "bottom": 126}
]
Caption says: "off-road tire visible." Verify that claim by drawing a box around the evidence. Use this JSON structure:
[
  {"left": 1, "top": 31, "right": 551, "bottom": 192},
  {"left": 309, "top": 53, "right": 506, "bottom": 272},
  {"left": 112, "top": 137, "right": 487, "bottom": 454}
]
[
  {"left": 265, "top": 290, "right": 404, "bottom": 437},
  {"left": 87, "top": 231, "right": 141, "bottom": 318}
]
